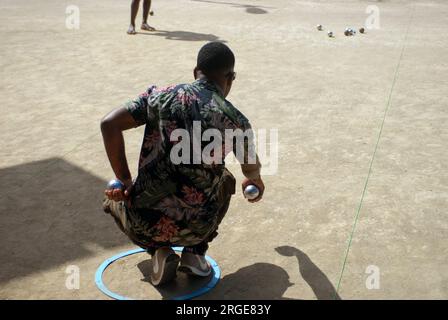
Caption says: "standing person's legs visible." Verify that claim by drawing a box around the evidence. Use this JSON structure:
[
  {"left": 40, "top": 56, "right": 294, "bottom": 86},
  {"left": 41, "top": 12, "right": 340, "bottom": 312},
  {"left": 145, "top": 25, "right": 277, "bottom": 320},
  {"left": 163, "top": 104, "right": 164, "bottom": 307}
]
[
  {"left": 141, "top": 0, "right": 156, "bottom": 31},
  {"left": 127, "top": 0, "right": 141, "bottom": 35}
]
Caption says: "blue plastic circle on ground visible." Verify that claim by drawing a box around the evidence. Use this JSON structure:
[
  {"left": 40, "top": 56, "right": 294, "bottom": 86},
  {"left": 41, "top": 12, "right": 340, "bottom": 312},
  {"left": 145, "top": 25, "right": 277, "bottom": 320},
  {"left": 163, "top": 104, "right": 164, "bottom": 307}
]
[{"left": 95, "top": 247, "right": 221, "bottom": 300}]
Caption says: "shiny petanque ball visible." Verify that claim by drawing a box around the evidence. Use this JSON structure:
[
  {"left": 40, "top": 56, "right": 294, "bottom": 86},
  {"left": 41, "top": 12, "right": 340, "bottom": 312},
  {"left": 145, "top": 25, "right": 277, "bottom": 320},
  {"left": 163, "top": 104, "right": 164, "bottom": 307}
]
[
  {"left": 327, "top": 31, "right": 334, "bottom": 37},
  {"left": 316, "top": 24, "right": 323, "bottom": 31},
  {"left": 359, "top": 27, "right": 365, "bottom": 34},
  {"left": 344, "top": 28, "right": 355, "bottom": 36},
  {"left": 107, "top": 179, "right": 124, "bottom": 190},
  {"left": 244, "top": 185, "right": 260, "bottom": 200},
  {"left": 150, "top": 10, "right": 154, "bottom": 16}
]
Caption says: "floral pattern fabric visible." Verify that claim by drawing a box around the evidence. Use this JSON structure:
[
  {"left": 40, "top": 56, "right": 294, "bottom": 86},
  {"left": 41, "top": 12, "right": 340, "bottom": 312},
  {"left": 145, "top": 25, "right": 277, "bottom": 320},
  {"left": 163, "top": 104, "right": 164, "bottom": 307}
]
[{"left": 117, "top": 78, "right": 251, "bottom": 248}]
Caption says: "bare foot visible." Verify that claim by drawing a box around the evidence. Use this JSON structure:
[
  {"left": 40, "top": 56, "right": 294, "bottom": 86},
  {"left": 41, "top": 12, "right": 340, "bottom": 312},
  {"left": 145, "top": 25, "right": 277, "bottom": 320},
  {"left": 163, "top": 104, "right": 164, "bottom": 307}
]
[
  {"left": 127, "top": 25, "right": 136, "bottom": 35},
  {"left": 141, "top": 23, "right": 156, "bottom": 31}
]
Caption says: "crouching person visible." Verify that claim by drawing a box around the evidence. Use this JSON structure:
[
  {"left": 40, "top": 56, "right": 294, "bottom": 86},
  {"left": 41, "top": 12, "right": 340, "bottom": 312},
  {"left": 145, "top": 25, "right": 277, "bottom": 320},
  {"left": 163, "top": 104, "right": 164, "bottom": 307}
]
[{"left": 100, "top": 42, "right": 264, "bottom": 286}]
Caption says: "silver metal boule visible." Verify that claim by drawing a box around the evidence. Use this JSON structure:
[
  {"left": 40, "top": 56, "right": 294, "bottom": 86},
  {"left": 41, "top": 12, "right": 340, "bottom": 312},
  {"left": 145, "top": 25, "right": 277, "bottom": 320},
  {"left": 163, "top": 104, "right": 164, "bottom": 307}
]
[
  {"left": 107, "top": 179, "right": 124, "bottom": 190},
  {"left": 317, "top": 24, "right": 323, "bottom": 31},
  {"left": 345, "top": 28, "right": 356, "bottom": 36},
  {"left": 244, "top": 185, "right": 260, "bottom": 200},
  {"left": 327, "top": 31, "right": 333, "bottom": 37}
]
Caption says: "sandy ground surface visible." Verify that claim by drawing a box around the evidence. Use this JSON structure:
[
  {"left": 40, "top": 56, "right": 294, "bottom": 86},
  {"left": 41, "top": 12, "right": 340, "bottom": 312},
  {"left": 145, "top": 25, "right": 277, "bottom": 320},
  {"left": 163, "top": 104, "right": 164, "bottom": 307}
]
[{"left": 0, "top": 0, "right": 447, "bottom": 299}]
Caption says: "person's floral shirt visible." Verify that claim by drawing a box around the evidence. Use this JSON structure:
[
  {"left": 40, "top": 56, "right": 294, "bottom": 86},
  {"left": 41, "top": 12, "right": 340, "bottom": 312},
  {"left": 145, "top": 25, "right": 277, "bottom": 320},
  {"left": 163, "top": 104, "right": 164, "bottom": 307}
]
[{"left": 123, "top": 78, "right": 252, "bottom": 247}]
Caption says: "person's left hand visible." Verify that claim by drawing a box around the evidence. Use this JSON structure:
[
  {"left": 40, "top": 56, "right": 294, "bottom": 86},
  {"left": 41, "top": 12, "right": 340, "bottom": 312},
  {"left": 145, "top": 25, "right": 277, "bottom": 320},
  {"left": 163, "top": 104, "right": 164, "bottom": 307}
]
[{"left": 104, "top": 178, "right": 133, "bottom": 204}]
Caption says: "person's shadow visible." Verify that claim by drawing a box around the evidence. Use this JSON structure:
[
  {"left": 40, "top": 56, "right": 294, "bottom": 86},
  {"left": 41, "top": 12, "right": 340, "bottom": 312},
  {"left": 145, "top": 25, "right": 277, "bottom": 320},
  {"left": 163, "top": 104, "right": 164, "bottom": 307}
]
[
  {"left": 137, "top": 246, "right": 340, "bottom": 300},
  {"left": 137, "top": 30, "right": 225, "bottom": 42},
  {"left": 202, "top": 246, "right": 340, "bottom": 299},
  {"left": 275, "top": 246, "right": 341, "bottom": 300},
  {"left": 202, "top": 261, "right": 294, "bottom": 300},
  {"left": 191, "top": 0, "right": 272, "bottom": 15}
]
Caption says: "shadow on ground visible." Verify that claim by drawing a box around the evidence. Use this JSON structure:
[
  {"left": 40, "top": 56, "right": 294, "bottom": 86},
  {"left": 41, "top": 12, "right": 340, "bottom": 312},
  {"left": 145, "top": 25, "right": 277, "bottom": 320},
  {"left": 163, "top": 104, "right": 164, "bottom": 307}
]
[
  {"left": 0, "top": 158, "right": 128, "bottom": 283},
  {"left": 202, "top": 262, "right": 295, "bottom": 300},
  {"left": 135, "top": 246, "right": 340, "bottom": 300},
  {"left": 137, "top": 30, "right": 225, "bottom": 42},
  {"left": 202, "top": 246, "right": 340, "bottom": 299},
  {"left": 138, "top": 259, "right": 215, "bottom": 300},
  {"left": 191, "top": 0, "right": 272, "bottom": 14},
  {"left": 275, "top": 246, "right": 341, "bottom": 300}
]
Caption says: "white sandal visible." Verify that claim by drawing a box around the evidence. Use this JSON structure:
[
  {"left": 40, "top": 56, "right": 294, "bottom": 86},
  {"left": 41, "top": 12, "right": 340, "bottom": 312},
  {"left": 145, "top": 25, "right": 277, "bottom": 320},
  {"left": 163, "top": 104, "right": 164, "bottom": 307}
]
[{"left": 141, "top": 23, "right": 156, "bottom": 31}]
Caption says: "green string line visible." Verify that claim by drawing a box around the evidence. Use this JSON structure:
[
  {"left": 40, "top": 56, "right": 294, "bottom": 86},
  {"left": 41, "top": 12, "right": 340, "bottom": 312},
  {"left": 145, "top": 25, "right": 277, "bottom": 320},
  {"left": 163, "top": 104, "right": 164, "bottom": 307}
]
[{"left": 333, "top": 7, "right": 415, "bottom": 298}]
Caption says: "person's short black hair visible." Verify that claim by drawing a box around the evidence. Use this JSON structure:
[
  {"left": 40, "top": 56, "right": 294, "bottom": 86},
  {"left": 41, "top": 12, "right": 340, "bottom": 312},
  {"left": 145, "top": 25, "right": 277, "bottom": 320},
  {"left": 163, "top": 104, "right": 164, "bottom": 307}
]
[{"left": 197, "top": 42, "right": 235, "bottom": 74}]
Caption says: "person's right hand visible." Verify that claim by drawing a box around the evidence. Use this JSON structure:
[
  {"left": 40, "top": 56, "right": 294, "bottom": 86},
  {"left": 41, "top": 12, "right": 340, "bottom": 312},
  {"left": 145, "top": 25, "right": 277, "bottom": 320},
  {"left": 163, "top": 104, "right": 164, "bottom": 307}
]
[
  {"left": 104, "top": 178, "right": 133, "bottom": 203},
  {"left": 242, "top": 177, "right": 265, "bottom": 203}
]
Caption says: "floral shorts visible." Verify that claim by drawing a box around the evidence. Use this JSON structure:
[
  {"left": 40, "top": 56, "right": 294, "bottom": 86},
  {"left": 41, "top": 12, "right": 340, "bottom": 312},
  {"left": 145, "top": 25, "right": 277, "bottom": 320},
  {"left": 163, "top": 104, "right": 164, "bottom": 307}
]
[
  {"left": 102, "top": 195, "right": 231, "bottom": 253},
  {"left": 102, "top": 170, "right": 235, "bottom": 253}
]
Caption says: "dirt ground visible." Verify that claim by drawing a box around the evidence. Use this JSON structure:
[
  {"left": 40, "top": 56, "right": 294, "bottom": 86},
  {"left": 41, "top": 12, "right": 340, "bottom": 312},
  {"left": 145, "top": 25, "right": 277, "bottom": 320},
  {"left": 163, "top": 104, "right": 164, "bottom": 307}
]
[{"left": 0, "top": 0, "right": 447, "bottom": 299}]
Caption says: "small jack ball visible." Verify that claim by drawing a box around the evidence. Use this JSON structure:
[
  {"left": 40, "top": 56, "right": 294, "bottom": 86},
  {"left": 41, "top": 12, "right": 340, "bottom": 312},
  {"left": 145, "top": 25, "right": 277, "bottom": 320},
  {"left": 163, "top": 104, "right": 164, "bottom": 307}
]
[
  {"left": 107, "top": 179, "right": 124, "bottom": 190},
  {"left": 244, "top": 185, "right": 260, "bottom": 200},
  {"left": 149, "top": 11, "right": 154, "bottom": 16},
  {"left": 359, "top": 27, "right": 365, "bottom": 34}
]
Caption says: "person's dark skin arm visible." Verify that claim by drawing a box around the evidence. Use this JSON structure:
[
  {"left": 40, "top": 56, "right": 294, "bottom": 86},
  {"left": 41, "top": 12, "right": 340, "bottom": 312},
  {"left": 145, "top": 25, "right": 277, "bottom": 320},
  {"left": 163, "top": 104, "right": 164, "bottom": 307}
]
[{"left": 100, "top": 107, "right": 138, "bottom": 202}]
